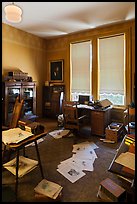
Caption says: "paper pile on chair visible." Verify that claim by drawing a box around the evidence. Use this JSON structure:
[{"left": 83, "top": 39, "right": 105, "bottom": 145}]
[
  {"left": 3, "top": 156, "right": 38, "bottom": 178},
  {"left": 57, "top": 141, "right": 99, "bottom": 183},
  {"left": 34, "top": 179, "right": 63, "bottom": 200}
]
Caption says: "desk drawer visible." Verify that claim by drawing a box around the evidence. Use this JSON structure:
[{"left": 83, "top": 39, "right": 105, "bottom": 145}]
[{"left": 91, "top": 109, "right": 111, "bottom": 136}]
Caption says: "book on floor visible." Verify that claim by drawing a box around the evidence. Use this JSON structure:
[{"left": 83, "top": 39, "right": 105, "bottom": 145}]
[{"left": 34, "top": 179, "right": 63, "bottom": 199}]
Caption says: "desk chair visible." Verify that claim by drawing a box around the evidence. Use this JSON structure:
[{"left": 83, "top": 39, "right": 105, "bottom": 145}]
[
  {"left": 2, "top": 96, "right": 24, "bottom": 163},
  {"left": 62, "top": 100, "right": 87, "bottom": 136}
]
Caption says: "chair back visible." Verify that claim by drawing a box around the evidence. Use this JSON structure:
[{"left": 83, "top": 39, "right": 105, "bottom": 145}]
[
  {"left": 62, "top": 101, "right": 80, "bottom": 130},
  {"left": 10, "top": 96, "right": 24, "bottom": 128}
]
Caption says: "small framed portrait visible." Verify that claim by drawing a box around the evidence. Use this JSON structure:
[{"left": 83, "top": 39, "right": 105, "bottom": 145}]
[{"left": 49, "top": 60, "right": 63, "bottom": 82}]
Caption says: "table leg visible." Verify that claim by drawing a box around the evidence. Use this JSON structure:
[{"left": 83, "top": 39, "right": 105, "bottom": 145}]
[
  {"left": 2, "top": 143, "right": 7, "bottom": 163},
  {"left": 34, "top": 140, "right": 44, "bottom": 179},
  {"left": 23, "top": 147, "right": 26, "bottom": 156},
  {"left": 15, "top": 150, "right": 19, "bottom": 201}
]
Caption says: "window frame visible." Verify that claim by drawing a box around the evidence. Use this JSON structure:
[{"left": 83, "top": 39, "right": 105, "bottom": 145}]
[{"left": 69, "top": 28, "right": 132, "bottom": 108}]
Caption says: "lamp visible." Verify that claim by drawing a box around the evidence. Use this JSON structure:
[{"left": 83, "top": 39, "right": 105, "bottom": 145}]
[{"left": 4, "top": 2, "right": 22, "bottom": 23}]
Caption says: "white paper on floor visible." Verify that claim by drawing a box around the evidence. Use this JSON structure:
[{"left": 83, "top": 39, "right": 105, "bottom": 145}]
[
  {"left": 25, "top": 138, "right": 44, "bottom": 147},
  {"left": 57, "top": 162, "right": 86, "bottom": 183},
  {"left": 49, "top": 129, "right": 70, "bottom": 139},
  {"left": 57, "top": 141, "right": 99, "bottom": 183}
]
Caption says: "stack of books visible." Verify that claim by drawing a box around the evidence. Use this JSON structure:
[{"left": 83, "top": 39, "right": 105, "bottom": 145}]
[{"left": 34, "top": 179, "right": 63, "bottom": 201}]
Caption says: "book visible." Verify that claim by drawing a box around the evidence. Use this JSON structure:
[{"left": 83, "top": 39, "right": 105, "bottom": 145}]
[{"left": 34, "top": 179, "right": 63, "bottom": 199}]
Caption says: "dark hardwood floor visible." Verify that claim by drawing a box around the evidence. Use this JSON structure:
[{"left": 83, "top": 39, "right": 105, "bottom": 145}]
[{"left": 2, "top": 117, "right": 135, "bottom": 202}]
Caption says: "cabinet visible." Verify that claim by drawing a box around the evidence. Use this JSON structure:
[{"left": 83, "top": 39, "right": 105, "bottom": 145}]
[
  {"left": 43, "top": 85, "right": 65, "bottom": 118},
  {"left": 91, "top": 107, "right": 112, "bottom": 136},
  {"left": 2, "top": 81, "right": 36, "bottom": 126}
]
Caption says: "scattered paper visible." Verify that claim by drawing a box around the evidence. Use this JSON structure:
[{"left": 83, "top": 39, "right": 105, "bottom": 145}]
[
  {"left": 25, "top": 138, "right": 44, "bottom": 147},
  {"left": 3, "top": 156, "right": 38, "bottom": 177},
  {"left": 72, "top": 141, "right": 98, "bottom": 153},
  {"left": 57, "top": 163, "right": 86, "bottom": 183},
  {"left": 57, "top": 141, "right": 99, "bottom": 182},
  {"left": 59, "top": 157, "right": 94, "bottom": 172},
  {"left": 49, "top": 129, "right": 70, "bottom": 139}
]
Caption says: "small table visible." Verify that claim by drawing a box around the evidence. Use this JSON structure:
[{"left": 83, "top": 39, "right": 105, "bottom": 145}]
[
  {"left": 3, "top": 131, "right": 48, "bottom": 201},
  {"left": 97, "top": 178, "right": 126, "bottom": 202}
]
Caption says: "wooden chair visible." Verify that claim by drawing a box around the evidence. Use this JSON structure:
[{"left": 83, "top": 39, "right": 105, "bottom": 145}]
[
  {"left": 62, "top": 100, "right": 87, "bottom": 134},
  {"left": 2, "top": 96, "right": 24, "bottom": 130},
  {"left": 2, "top": 96, "right": 24, "bottom": 163},
  {"left": 127, "top": 105, "right": 135, "bottom": 134},
  {"left": 124, "top": 105, "right": 135, "bottom": 134}
]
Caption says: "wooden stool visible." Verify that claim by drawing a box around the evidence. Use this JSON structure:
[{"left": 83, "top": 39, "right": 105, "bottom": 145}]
[{"left": 97, "top": 178, "right": 126, "bottom": 202}]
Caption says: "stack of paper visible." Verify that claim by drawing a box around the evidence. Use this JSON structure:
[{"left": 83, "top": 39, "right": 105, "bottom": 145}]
[
  {"left": 49, "top": 129, "right": 70, "bottom": 139},
  {"left": 34, "top": 179, "right": 63, "bottom": 199},
  {"left": 57, "top": 141, "right": 99, "bottom": 183},
  {"left": 3, "top": 156, "right": 38, "bottom": 178},
  {"left": 115, "top": 152, "right": 135, "bottom": 170},
  {"left": 2, "top": 127, "right": 34, "bottom": 145}
]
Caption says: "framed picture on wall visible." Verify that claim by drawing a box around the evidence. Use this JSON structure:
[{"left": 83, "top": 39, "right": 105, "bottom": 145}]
[{"left": 49, "top": 60, "right": 63, "bottom": 82}]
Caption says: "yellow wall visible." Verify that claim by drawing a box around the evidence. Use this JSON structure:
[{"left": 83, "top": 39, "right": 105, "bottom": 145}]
[
  {"left": 46, "top": 19, "right": 135, "bottom": 104},
  {"left": 2, "top": 19, "right": 135, "bottom": 117},
  {"left": 2, "top": 23, "right": 46, "bottom": 116}
]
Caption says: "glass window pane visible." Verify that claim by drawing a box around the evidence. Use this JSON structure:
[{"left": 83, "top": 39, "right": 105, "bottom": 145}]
[
  {"left": 70, "top": 41, "right": 92, "bottom": 101},
  {"left": 98, "top": 34, "right": 125, "bottom": 105}
]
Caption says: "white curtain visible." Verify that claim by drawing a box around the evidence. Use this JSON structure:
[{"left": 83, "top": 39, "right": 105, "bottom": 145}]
[
  {"left": 98, "top": 34, "right": 125, "bottom": 95},
  {"left": 71, "top": 41, "right": 92, "bottom": 94}
]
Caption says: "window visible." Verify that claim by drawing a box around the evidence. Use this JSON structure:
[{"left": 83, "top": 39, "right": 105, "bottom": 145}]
[
  {"left": 70, "top": 41, "right": 92, "bottom": 101},
  {"left": 98, "top": 34, "right": 125, "bottom": 105}
]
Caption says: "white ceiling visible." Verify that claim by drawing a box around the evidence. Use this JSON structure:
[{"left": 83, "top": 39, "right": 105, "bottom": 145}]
[{"left": 2, "top": 2, "right": 135, "bottom": 39}]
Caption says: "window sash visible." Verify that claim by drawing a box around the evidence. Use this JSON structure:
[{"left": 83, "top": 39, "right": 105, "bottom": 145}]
[
  {"left": 71, "top": 41, "right": 92, "bottom": 94},
  {"left": 98, "top": 34, "right": 125, "bottom": 105}
]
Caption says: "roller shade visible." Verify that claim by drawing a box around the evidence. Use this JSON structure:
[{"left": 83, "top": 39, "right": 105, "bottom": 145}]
[
  {"left": 71, "top": 41, "right": 91, "bottom": 94},
  {"left": 99, "top": 34, "right": 125, "bottom": 95}
]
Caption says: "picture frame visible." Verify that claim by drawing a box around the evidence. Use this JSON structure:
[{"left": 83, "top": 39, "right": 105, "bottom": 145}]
[{"left": 49, "top": 60, "right": 63, "bottom": 82}]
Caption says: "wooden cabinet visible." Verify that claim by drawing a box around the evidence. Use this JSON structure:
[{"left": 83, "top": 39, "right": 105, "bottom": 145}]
[
  {"left": 2, "top": 81, "right": 37, "bottom": 126},
  {"left": 91, "top": 107, "right": 112, "bottom": 136},
  {"left": 43, "top": 84, "right": 65, "bottom": 118}
]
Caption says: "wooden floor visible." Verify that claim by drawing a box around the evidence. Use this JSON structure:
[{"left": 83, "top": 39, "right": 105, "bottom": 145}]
[
  {"left": 2, "top": 117, "right": 135, "bottom": 202},
  {"left": 37, "top": 117, "right": 59, "bottom": 132}
]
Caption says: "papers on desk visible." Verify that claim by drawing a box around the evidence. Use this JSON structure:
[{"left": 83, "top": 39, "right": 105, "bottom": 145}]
[
  {"left": 115, "top": 152, "right": 135, "bottom": 170},
  {"left": 3, "top": 156, "right": 38, "bottom": 178},
  {"left": 34, "top": 179, "right": 63, "bottom": 199},
  {"left": 57, "top": 141, "right": 99, "bottom": 183},
  {"left": 77, "top": 104, "right": 94, "bottom": 109},
  {"left": 2, "top": 127, "right": 34, "bottom": 145}
]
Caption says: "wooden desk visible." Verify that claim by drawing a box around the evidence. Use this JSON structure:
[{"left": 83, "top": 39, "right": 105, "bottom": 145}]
[
  {"left": 3, "top": 131, "right": 48, "bottom": 201},
  {"left": 108, "top": 134, "right": 135, "bottom": 184},
  {"left": 78, "top": 105, "right": 112, "bottom": 136}
]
